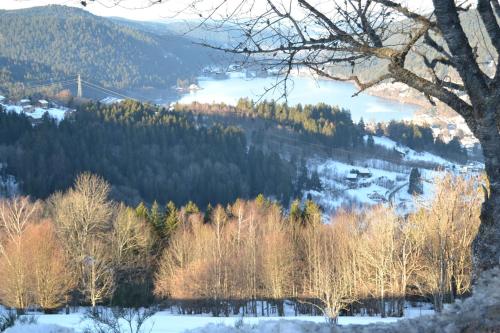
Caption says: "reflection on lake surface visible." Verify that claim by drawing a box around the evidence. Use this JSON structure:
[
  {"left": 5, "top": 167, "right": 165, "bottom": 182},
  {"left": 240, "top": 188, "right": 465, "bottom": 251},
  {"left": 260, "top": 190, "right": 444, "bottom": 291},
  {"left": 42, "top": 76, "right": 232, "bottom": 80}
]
[{"left": 177, "top": 73, "right": 418, "bottom": 122}]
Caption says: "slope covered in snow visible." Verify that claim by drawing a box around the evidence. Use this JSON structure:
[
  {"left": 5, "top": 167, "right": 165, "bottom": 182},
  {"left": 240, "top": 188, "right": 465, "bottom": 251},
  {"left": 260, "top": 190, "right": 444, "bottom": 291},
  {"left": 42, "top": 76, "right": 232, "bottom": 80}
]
[
  {"left": 303, "top": 135, "right": 478, "bottom": 216},
  {"left": 1, "top": 103, "right": 69, "bottom": 123},
  {"left": 368, "top": 135, "right": 454, "bottom": 167}
]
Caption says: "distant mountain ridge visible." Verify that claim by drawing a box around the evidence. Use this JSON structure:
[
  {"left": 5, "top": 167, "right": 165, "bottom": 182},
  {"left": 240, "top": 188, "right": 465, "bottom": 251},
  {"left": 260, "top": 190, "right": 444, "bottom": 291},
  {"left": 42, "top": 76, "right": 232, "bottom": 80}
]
[
  {"left": 109, "top": 16, "right": 245, "bottom": 47},
  {"left": 0, "top": 5, "right": 219, "bottom": 95}
]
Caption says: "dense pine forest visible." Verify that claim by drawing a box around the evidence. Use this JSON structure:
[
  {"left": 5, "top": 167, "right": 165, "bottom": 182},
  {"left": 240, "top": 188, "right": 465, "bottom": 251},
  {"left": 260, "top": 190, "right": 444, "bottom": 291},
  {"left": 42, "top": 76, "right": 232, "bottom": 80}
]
[
  {"left": 0, "top": 6, "right": 217, "bottom": 95},
  {"left": 0, "top": 101, "right": 300, "bottom": 207},
  {"left": 178, "top": 99, "right": 468, "bottom": 162}
]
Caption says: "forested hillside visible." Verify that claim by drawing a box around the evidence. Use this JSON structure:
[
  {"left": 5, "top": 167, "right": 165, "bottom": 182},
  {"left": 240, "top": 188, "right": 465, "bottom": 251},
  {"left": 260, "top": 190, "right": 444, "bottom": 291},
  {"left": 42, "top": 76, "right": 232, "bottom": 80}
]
[
  {"left": 0, "top": 6, "right": 216, "bottom": 95},
  {"left": 177, "top": 99, "right": 468, "bottom": 162},
  {"left": 0, "top": 101, "right": 299, "bottom": 207},
  {"left": 111, "top": 17, "right": 245, "bottom": 47}
]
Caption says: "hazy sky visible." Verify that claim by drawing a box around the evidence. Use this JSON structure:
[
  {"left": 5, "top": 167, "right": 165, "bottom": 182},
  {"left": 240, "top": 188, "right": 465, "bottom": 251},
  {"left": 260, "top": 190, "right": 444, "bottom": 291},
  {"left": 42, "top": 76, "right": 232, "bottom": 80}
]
[{"left": 1, "top": 0, "right": 436, "bottom": 21}]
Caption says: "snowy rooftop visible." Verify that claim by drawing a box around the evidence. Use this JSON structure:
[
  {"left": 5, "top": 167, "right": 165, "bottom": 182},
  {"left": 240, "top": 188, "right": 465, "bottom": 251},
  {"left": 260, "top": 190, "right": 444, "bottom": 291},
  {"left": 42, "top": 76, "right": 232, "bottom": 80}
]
[
  {"left": 355, "top": 167, "right": 371, "bottom": 174},
  {"left": 100, "top": 96, "right": 124, "bottom": 105}
]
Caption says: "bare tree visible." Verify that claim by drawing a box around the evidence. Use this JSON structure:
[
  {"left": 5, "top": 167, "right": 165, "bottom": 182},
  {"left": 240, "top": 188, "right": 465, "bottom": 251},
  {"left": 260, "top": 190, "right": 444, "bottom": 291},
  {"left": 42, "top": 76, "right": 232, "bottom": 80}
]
[
  {"left": 84, "top": 306, "right": 157, "bottom": 333},
  {"left": 50, "top": 173, "right": 114, "bottom": 310},
  {"left": 0, "top": 231, "right": 32, "bottom": 310},
  {"left": 359, "top": 206, "right": 399, "bottom": 317},
  {"left": 0, "top": 196, "right": 40, "bottom": 243},
  {"left": 304, "top": 218, "right": 357, "bottom": 324},
  {"left": 260, "top": 204, "right": 294, "bottom": 316},
  {"left": 393, "top": 212, "right": 424, "bottom": 317},
  {"left": 154, "top": 213, "right": 207, "bottom": 301},
  {"left": 411, "top": 173, "right": 482, "bottom": 311},
  {"left": 50, "top": 173, "right": 112, "bottom": 256},
  {"left": 0, "top": 197, "right": 40, "bottom": 310},
  {"left": 110, "top": 204, "right": 155, "bottom": 271},
  {"left": 24, "top": 221, "right": 75, "bottom": 312},
  {"left": 35, "top": 0, "right": 498, "bottom": 276},
  {"left": 82, "top": 240, "right": 115, "bottom": 314}
]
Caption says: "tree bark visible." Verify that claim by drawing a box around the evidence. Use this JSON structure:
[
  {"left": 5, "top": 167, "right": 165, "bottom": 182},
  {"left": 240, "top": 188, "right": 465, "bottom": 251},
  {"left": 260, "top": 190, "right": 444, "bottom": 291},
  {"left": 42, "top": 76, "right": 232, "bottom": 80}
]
[
  {"left": 432, "top": 0, "right": 500, "bottom": 274},
  {"left": 473, "top": 109, "right": 500, "bottom": 273}
]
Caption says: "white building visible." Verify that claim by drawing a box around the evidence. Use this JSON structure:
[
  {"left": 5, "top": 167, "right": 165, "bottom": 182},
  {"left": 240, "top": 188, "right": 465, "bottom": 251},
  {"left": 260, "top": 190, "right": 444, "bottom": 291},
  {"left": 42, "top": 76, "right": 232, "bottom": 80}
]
[
  {"left": 19, "top": 99, "right": 30, "bottom": 107},
  {"left": 38, "top": 100, "right": 49, "bottom": 109},
  {"left": 100, "top": 96, "right": 124, "bottom": 105}
]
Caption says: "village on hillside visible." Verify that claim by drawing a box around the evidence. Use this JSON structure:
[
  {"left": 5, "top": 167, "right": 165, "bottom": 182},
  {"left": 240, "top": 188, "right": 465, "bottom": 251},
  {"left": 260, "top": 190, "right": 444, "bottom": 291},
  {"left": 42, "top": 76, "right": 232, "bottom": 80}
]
[{"left": 0, "top": 95, "right": 75, "bottom": 124}]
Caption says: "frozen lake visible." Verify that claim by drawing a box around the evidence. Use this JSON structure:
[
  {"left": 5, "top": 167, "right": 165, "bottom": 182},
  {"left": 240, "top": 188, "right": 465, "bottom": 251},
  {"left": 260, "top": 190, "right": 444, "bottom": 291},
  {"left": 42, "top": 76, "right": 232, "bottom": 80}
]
[{"left": 177, "top": 73, "right": 418, "bottom": 122}]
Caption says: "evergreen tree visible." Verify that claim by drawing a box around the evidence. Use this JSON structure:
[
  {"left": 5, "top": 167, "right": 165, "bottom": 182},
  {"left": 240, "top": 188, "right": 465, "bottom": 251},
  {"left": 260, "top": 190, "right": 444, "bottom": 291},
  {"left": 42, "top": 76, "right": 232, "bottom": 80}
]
[
  {"left": 308, "top": 171, "right": 323, "bottom": 191},
  {"left": 297, "top": 159, "right": 309, "bottom": 195},
  {"left": 149, "top": 201, "right": 164, "bottom": 232},
  {"left": 408, "top": 168, "right": 423, "bottom": 195},
  {"left": 303, "top": 200, "right": 322, "bottom": 226},
  {"left": 357, "top": 118, "right": 366, "bottom": 135},
  {"left": 164, "top": 201, "right": 179, "bottom": 238},
  {"left": 255, "top": 193, "right": 267, "bottom": 207},
  {"left": 367, "top": 134, "right": 375, "bottom": 150},
  {"left": 184, "top": 201, "right": 200, "bottom": 215},
  {"left": 135, "top": 202, "right": 148, "bottom": 219},
  {"left": 289, "top": 199, "right": 303, "bottom": 227},
  {"left": 203, "top": 204, "right": 213, "bottom": 224}
]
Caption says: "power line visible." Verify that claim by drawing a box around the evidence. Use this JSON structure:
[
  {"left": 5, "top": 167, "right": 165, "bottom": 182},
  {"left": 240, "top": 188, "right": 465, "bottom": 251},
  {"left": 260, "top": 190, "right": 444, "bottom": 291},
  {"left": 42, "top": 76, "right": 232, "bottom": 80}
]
[
  {"left": 81, "top": 82, "right": 136, "bottom": 101},
  {"left": 81, "top": 79, "right": 137, "bottom": 100},
  {"left": 17, "top": 76, "right": 76, "bottom": 86},
  {"left": 17, "top": 74, "right": 148, "bottom": 102},
  {"left": 21, "top": 79, "right": 77, "bottom": 91}
]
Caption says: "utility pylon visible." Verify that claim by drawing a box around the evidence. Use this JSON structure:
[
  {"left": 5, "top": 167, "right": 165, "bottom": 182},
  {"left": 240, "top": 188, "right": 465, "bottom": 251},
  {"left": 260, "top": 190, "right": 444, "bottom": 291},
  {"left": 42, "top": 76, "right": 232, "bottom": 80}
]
[{"left": 77, "top": 74, "right": 83, "bottom": 98}]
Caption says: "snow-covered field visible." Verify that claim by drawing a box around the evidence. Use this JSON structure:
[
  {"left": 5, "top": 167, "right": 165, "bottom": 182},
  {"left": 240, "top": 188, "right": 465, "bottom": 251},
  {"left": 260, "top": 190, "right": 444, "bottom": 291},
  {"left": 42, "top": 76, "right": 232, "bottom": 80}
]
[
  {"left": 304, "top": 135, "right": 478, "bottom": 216},
  {"left": 1, "top": 101, "right": 71, "bottom": 123},
  {"left": 4, "top": 307, "right": 435, "bottom": 333}
]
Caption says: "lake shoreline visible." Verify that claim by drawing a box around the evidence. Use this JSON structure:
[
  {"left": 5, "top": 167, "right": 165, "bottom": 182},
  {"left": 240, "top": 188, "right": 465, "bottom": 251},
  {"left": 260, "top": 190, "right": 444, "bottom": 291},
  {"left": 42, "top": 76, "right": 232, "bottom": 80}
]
[
  {"left": 288, "top": 70, "right": 429, "bottom": 118},
  {"left": 177, "top": 73, "right": 418, "bottom": 123}
]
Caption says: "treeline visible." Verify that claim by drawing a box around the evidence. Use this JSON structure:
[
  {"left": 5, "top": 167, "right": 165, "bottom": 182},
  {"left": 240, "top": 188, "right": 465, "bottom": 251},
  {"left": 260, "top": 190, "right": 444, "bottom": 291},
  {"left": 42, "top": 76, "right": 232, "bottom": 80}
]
[
  {"left": 0, "top": 101, "right": 300, "bottom": 207},
  {"left": 177, "top": 100, "right": 467, "bottom": 162},
  {"left": 176, "top": 99, "right": 365, "bottom": 149},
  {"left": 0, "top": 173, "right": 481, "bottom": 322},
  {"left": 0, "top": 5, "right": 215, "bottom": 95},
  {"left": 372, "top": 121, "right": 467, "bottom": 162}
]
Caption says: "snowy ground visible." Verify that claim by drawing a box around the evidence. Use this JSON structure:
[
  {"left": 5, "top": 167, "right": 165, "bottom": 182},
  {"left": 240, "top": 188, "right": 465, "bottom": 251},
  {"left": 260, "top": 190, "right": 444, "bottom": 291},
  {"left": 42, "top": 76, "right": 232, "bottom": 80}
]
[
  {"left": 304, "top": 135, "right": 480, "bottom": 216},
  {"left": 4, "top": 307, "right": 435, "bottom": 333},
  {"left": 1, "top": 102, "right": 70, "bottom": 123}
]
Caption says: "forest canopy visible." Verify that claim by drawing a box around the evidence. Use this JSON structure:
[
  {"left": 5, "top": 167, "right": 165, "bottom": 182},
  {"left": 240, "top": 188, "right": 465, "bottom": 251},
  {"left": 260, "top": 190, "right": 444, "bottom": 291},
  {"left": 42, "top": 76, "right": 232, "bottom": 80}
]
[
  {"left": 0, "top": 6, "right": 217, "bottom": 95},
  {"left": 0, "top": 100, "right": 299, "bottom": 207}
]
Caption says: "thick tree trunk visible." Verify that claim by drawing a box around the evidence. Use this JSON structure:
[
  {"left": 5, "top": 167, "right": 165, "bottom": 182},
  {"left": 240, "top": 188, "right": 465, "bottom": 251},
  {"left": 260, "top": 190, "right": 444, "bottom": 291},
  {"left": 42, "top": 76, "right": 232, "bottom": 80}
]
[{"left": 472, "top": 113, "right": 500, "bottom": 273}]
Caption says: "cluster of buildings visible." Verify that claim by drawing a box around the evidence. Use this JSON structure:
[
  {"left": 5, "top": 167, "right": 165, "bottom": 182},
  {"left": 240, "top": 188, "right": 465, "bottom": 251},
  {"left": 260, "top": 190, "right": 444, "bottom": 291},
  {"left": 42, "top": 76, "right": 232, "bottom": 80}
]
[
  {"left": 0, "top": 95, "right": 75, "bottom": 124},
  {"left": 346, "top": 167, "right": 373, "bottom": 186}
]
